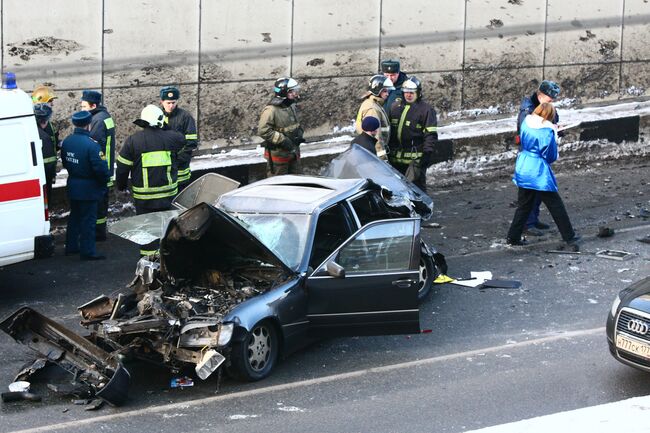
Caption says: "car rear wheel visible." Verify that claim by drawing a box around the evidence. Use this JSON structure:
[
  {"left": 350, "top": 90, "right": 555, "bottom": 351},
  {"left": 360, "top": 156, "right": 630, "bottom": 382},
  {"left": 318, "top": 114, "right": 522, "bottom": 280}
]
[
  {"left": 229, "top": 321, "right": 279, "bottom": 381},
  {"left": 418, "top": 254, "right": 435, "bottom": 301}
]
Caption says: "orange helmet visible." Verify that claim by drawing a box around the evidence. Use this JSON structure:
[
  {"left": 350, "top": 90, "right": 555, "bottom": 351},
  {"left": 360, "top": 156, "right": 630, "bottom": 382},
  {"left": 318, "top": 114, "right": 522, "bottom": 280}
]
[{"left": 31, "top": 85, "right": 57, "bottom": 104}]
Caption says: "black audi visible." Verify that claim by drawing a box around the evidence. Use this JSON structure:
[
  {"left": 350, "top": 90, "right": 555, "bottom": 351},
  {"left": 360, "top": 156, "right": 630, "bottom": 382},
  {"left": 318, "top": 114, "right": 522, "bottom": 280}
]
[{"left": 607, "top": 276, "right": 650, "bottom": 371}]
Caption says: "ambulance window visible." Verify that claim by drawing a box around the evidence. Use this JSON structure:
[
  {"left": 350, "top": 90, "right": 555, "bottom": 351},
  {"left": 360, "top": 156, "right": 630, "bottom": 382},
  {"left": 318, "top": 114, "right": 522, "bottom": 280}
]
[{"left": 0, "top": 122, "right": 30, "bottom": 176}]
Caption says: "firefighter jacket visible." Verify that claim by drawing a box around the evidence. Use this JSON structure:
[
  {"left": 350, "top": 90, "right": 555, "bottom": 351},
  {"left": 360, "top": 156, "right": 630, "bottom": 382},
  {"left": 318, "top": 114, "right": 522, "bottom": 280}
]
[
  {"left": 258, "top": 97, "right": 303, "bottom": 153},
  {"left": 388, "top": 99, "right": 438, "bottom": 165},
  {"left": 355, "top": 94, "right": 389, "bottom": 158},
  {"left": 115, "top": 127, "right": 185, "bottom": 210},
  {"left": 44, "top": 121, "right": 60, "bottom": 150},
  {"left": 163, "top": 106, "right": 198, "bottom": 184},
  {"left": 61, "top": 128, "right": 110, "bottom": 201},
  {"left": 38, "top": 125, "right": 56, "bottom": 182},
  {"left": 89, "top": 105, "right": 116, "bottom": 187}
]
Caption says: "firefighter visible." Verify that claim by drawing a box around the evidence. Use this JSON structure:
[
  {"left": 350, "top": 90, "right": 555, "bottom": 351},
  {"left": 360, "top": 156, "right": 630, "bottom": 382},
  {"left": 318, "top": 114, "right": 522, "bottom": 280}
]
[
  {"left": 354, "top": 74, "right": 393, "bottom": 159},
  {"left": 115, "top": 105, "right": 185, "bottom": 256},
  {"left": 31, "top": 85, "right": 60, "bottom": 157},
  {"left": 388, "top": 76, "right": 438, "bottom": 193},
  {"left": 62, "top": 111, "right": 110, "bottom": 261},
  {"left": 258, "top": 77, "right": 305, "bottom": 177},
  {"left": 80, "top": 90, "right": 116, "bottom": 241},
  {"left": 381, "top": 59, "right": 409, "bottom": 113},
  {"left": 159, "top": 86, "right": 198, "bottom": 192},
  {"left": 33, "top": 103, "right": 57, "bottom": 203}
]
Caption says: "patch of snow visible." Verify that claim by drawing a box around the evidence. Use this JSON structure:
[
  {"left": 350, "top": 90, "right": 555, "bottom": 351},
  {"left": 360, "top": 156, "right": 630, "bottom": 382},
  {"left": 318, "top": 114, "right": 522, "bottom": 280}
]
[{"left": 229, "top": 414, "right": 260, "bottom": 420}]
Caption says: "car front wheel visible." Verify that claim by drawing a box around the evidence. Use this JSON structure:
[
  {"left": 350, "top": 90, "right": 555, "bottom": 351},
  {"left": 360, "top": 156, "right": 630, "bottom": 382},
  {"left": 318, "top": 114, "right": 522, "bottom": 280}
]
[{"left": 229, "top": 321, "right": 279, "bottom": 381}]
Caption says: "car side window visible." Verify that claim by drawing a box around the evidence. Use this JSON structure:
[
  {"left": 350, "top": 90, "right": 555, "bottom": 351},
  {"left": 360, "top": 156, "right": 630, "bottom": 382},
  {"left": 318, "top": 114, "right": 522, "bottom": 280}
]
[
  {"left": 309, "top": 204, "right": 354, "bottom": 269},
  {"left": 350, "top": 192, "right": 402, "bottom": 226},
  {"left": 336, "top": 220, "right": 415, "bottom": 273}
]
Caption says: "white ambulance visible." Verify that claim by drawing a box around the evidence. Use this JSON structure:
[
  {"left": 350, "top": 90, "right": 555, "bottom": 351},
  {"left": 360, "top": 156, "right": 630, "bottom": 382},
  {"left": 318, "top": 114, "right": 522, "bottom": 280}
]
[{"left": 0, "top": 72, "right": 54, "bottom": 267}]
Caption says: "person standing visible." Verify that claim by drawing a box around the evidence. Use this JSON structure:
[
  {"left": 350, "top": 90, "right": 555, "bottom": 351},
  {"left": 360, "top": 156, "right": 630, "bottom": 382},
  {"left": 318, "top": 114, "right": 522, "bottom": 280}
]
[
  {"left": 351, "top": 116, "right": 381, "bottom": 156},
  {"left": 62, "top": 111, "right": 110, "bottom": 260},
  {"left": 354, "top": 74, "right": 393, "bottom": 159},
  {"left": 516, "top": 80, "right": 561, "bottom": 236},
  {"left": 506, "top": 102, "right": 580, "bottom": 250},
  {"left": 31, "top": 85, "right": 60, "bottom": 152},
  {"left": 381, "top": 59, "right": 409, "bottom": 113},
  {"left": 34, "top": 104, "right": 57, "bottom": 203},
  {"left": 80, "top": 90, "right": 115, "bottom": 241},
  {"left": 116, "top": 105, "right": 185, "bottom": 256},
  {"left": 258, "top": 77, "right": 305, "bottom": 177},
  {"left": 159, "top": 86, "right": 198, "bottom": 192},
  {"left": 388, "top": 76, "right": 438, "bottom": 192}
]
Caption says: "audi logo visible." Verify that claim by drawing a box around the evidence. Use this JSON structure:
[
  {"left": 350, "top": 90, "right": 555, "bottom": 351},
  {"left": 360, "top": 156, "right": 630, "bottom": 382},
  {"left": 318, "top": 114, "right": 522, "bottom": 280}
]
[{"left": 627, "top": 319, "right": 650, "bottom": 335}]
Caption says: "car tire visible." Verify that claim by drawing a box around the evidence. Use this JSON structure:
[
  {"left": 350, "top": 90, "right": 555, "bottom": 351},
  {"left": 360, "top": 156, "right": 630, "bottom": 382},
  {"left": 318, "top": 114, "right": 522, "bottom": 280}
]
[
  {"left": 229, "top": 320, "right": 279, "bottom": 381},
  {"left": 417, "top": 254, "right": 435, "bottom": 302}
]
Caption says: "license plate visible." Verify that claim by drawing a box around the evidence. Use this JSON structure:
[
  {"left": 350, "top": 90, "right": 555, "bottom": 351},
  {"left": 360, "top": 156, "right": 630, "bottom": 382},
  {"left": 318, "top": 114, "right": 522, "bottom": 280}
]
[{"left": 616, "top": 334, "right": 650, "bottom": 359}]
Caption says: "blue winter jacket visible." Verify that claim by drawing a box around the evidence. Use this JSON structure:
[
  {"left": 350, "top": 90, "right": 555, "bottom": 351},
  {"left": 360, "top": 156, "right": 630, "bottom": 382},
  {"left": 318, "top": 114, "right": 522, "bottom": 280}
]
[
  {"left": 513, "top": 115, "right": 558, "bottom": 192},
  {"left": 62, "top": 128, "right": 110, "bottom": 201}
]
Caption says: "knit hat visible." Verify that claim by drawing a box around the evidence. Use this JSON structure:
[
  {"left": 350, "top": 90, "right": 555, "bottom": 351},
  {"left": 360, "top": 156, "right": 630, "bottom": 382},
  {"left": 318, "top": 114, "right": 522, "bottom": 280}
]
[
  {"left": 71, "top": 111, "right": 92, "bottom": 127},
  {"left": 81, "top": 90, "right": 102, "bottom": 105},
  {"left": 160, "top": 86, "right": 180, "bottom": 100},
  {"left": 361, "top": 116, "right": 380, "bottom": 132},
  {"left": 381, "top": 59, "right": 400, "bottom": 74},
  {"left": 539, "top": 80, "right": 560, "bottom": 99}
]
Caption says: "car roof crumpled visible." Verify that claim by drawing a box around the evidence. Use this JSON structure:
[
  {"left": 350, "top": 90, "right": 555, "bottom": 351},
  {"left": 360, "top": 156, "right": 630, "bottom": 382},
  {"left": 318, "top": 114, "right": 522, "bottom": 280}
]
[{"left": 322, "top": 143, "right": 434, "bottom": 220}]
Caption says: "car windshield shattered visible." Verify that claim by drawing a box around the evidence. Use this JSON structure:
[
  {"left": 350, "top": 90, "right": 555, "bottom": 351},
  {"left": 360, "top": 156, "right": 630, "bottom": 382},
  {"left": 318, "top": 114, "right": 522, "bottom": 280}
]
[{"left": 231, "top": 212, "right": 310, "bottom": 271}]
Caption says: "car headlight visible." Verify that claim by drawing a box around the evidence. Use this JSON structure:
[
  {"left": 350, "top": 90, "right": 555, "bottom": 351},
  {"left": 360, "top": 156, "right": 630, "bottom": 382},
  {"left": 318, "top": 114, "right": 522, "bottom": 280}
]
[
  {"left": 610, "top": 295, "right": 622, "bottom": 317},
  {"left": 218, "top": 323, "right": 234, "bottom": 346}
]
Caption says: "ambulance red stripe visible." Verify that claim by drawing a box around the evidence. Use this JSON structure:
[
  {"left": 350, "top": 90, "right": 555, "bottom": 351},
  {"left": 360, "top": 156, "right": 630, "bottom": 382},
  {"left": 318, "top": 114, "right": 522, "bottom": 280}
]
[{"left": 0, "top": 179, "right": 41, "bottom": 202}]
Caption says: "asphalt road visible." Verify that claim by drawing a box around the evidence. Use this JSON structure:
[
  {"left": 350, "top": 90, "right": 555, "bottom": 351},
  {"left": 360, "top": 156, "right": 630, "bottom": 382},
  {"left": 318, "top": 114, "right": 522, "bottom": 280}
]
[{"left": 0, "top": 159, "right": 649, "bottom": 433}]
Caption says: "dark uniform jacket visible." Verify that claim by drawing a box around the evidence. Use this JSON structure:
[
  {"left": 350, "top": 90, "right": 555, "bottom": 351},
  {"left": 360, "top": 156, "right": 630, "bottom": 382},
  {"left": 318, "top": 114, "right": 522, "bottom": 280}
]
[
  {"left": 385, "top": 71, "right": 408, "bottom": 114},
  {"left": 163, "top": 106, "right": 198, "bottom": 184},
  {"left": 39, "top": 126, "right": 56, "bottom": 182},
  {"left": 116, "top": 127, "right": 185, "bottom": 210},
  {"left": 61, "top": 128, "right": 110, "bottom": 201},
  {"left": 388, "top": 99, "right": 438, "bottom": 165},
  {"left": 351, "top": 133, "right": 379, "bottom": 156},
  {"left": 44, "top": 121, "right": 60, "bottom": 150},
  {"left": 89, "top": 105, "right": 116, "bottom": 186}
]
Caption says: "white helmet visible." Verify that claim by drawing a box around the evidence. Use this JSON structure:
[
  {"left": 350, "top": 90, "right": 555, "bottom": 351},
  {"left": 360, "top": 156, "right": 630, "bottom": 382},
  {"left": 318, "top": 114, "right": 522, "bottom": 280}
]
[{"left": 135, "top": 104, "right": 165, "bottom": 128}]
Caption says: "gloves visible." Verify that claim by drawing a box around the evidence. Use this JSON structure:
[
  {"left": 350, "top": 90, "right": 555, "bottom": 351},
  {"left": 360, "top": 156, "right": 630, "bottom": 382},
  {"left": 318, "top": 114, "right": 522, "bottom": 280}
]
[{"left": 420, "top": 151, "right": 433, "bottom": 168}]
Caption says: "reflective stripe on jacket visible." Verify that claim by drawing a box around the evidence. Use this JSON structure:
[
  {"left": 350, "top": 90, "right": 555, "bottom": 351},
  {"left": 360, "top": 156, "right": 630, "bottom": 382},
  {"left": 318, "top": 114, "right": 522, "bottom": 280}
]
[
  {"left": 116, "top": 127, "right": 185, "bottom": 207},
  {"left": 163, "top": 106, "right": 198, "bottom": 183},
  {"left": 388, "top": 99, "right": 438, "bottom": 164}
]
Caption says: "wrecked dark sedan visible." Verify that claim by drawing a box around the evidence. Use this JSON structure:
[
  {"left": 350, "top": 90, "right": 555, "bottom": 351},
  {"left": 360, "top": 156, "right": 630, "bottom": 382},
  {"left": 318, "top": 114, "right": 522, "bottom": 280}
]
[
  {"left": 1, "top": 169, "right": 444, "bottom": 405},
  {"left": 607, "top": 276, "right": 650, "bottom": 372}
]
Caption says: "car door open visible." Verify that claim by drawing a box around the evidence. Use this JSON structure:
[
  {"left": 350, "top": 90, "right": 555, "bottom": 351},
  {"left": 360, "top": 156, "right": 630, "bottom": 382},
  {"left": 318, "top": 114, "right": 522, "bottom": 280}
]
[{"left": 306, "top": 218, "right": 421, "bottom": 337}]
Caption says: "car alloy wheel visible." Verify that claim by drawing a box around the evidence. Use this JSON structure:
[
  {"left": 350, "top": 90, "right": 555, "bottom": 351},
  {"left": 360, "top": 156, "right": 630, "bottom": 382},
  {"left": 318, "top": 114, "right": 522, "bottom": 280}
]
[
  {"left": 247, "top": 324, "right": 272, "bottom": 372},
  {"left": 417, "top": 255, "right": 435, "bottom": 301}
]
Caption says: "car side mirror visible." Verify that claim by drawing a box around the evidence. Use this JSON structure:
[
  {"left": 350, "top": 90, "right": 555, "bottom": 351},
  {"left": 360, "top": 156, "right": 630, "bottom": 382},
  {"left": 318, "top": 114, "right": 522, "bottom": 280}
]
[{"left": 326, "top": 261, "right": 345, "bottom": 278}]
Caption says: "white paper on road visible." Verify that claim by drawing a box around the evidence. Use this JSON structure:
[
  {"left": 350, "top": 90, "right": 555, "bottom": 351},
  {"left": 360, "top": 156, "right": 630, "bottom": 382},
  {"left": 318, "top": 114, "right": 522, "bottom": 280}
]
[
  {"left": 463, "top": 395, "right": 650, "bottom": 433},
  {"left": 449, "top": 271, "right": 493, "bottom": 287}
]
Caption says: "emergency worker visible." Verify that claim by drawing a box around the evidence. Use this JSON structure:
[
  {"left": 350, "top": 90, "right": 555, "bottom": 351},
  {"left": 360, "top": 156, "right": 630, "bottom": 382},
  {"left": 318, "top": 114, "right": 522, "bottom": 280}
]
[
  {"left": 388, "top": 76, "right": 438, "bottom": 192},
  {"left": 159, "top": 86, "right": 198, "bottom": 192},
  {"left": 34, "top": 103, "right": 57, "bottom": 203},
  {"left": 381, "top": 59, "right": 409, "bottom": 113},
  {"left": 31, "top": 85, "right": 60, "bottom": 153},
  {"left": 62, "top": 111, "right": 110, "bottom": 261},
  {"left": 351, "top": 116, "right": 381, "bottom": 156},
  {"left": 515, "top": 80, "right": 561, "bottom": 236},
  {"left": 80, "top": 90, "right": 115, "bottom": 241},
  {"left": 258, "top": 77, "right": 304, "bottom": 177},
  {"left": 354, "top": 75, "right": 393, "bottom": 159}
]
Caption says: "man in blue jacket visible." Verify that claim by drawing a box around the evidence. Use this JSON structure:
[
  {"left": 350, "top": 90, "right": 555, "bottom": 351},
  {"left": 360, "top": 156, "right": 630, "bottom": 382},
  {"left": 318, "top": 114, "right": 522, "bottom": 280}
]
[
  {"left": 62, "top": 111, "right": 110, "bottom": 260},
  {"left": 515, "top": 80, "right": 560, "bottom": 236},
  {"left": 81, "top": 90, "right": 116, "bottom": 242}
]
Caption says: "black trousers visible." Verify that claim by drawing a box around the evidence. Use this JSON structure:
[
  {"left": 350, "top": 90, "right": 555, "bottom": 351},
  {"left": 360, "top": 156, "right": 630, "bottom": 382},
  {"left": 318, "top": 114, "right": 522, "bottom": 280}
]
[{"left": 507, "top": 187, "right": 575, "bottom": 242}]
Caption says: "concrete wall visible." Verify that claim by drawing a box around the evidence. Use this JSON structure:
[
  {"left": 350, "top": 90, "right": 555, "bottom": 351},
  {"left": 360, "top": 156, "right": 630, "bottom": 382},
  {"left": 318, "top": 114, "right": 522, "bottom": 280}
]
[{"left": 2, "top": 0, "right": 649, "bottom": 150}]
